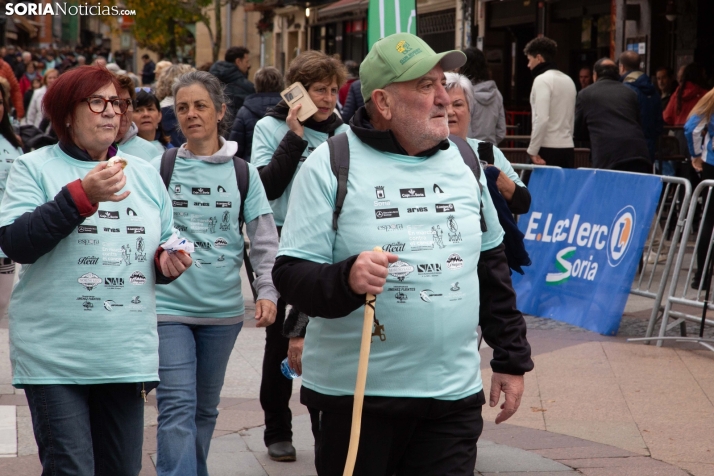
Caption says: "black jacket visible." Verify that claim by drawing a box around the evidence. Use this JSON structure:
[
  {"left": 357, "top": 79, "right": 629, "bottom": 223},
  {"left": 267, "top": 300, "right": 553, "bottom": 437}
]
[
  {"left": 142, "top": 60, "right": 155, "bottom": 85},
  {"left": 574, "top": 78, "right": 651, "bottom": 169},
  {"left": 341, "top": 80, "right": 364, "bottom": 125},
  {"left": 272, "top": 106, "right": 533, "bottom": 377},
  {"left": 257, "top": 101, "right": 344, "bottom": 200},
  {"left": 209, "top": 61, "right": 256, "bottom": 116},
  {"left": 228, "top": 92, "right": 282, "bottom": 160}
]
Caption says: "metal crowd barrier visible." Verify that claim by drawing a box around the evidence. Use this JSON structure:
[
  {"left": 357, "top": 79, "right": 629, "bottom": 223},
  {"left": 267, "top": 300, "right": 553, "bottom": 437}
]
[{"left": 630, "top": 179, "right": 714, "bottom": 351}]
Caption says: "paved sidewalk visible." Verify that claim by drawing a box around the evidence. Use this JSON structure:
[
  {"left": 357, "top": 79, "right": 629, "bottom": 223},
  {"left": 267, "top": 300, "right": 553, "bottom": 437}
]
[{"left": 0, "top": 270, "right": 711, "bottom": 475}]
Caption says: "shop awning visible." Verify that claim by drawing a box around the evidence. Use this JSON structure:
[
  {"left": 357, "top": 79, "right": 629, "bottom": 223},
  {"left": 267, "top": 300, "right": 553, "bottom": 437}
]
[{"left": 317, "top": 0, "right": 368, "bottom": 19}]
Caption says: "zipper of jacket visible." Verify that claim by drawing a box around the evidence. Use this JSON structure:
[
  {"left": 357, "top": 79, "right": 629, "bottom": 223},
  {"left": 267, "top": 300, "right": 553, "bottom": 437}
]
[{"left": 141, "top": 383, "right": 147, "bottom": 402}]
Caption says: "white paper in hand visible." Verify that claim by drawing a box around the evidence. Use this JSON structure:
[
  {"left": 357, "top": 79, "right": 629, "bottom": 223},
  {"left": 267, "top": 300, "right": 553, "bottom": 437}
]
[{"left": 161, "top": 233, "right": 195, "bottom": 254}]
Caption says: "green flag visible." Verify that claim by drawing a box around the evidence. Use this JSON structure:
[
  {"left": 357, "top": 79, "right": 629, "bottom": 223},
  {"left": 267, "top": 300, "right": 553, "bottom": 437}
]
[{"left": 367, "top": 0, "right": 417, "bottom": 49}]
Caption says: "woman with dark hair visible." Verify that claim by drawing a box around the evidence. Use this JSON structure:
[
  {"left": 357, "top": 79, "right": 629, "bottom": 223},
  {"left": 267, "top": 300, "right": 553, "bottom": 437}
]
[
  {"left": 133, "top": 89, "right": 169, "bottom": 154},
  {"left": 461, "top": 47, "right": 506, "bottom": 144},
  {"left": 664, "top": 63, "right": 709, "bottom": 126},
  {"left": 0, "top": 84, "right": 23, "bottom": 319},
  {"left": 115, "top": 74, "right": 160, "bottom": 161},
  {"left": 151, "top": 70, "right": 278, "bottom": 475},
  {"left": 0, "top": 65, "right": 191, "bottom": 475},
  {"left": 251, "top": 49, "right": 348, "bottom": 462}
]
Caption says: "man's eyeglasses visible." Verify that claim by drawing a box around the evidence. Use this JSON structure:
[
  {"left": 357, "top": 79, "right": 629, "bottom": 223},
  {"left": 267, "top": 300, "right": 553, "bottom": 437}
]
[
  {"left": 82, "top": 96, "right": 129, "bottom": 115},
  {"left": 135, "top": 87, "right": 152, "bottom": 93}
]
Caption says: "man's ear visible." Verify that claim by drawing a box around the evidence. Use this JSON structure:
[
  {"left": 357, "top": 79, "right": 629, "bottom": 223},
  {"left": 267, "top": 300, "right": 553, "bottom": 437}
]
[{"left": 371, "top": 89, "right": 393, "bottom": 121}]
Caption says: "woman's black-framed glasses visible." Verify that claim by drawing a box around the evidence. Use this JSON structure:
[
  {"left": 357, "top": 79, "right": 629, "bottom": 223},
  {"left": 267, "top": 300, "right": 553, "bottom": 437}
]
[{"left": 82, "top": 96, "right": 129, "bottom": 115}]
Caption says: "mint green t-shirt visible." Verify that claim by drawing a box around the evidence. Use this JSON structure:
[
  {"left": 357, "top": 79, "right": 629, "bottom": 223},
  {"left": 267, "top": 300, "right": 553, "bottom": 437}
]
[
  {"left": 466, "top": 138, "right": 526, "bottom": 251},
  {"left": 278, "top": 130, "right": 484, "bottom": 400},
  {"left": 0, "top": 145, "right": 174, "bottom": 386},
  {"left": 251, "top": 116, "right": 349, "bottom": 226},
  {"left": 118, "top": 135, "right": 160, "bottom": 161},
  {"left": 0, "top": 135, "right": 22, "bottom": 205},
  {"left": 150, "top": 140, "right": 166, "bottom": 155},
  {"left": 150, "top": 157, "right": 273, "bottom": 318}
]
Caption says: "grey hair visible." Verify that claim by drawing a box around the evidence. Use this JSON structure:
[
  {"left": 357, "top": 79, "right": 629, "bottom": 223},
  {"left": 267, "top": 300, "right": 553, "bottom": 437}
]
[
  {"left": 444, "top": 72, "right": 475, "bottom": 114},
  {"left": 172, "top": 70, "right": 233, "bottom": 138}
]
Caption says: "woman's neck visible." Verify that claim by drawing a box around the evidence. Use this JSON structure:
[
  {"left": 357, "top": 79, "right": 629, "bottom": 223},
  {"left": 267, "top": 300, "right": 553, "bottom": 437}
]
[
  {"left": 86, "top": 148, "right": 109, "bottom": 161},
  {"left": 186, "top": 137, "right": 221, "bottom": 157}
]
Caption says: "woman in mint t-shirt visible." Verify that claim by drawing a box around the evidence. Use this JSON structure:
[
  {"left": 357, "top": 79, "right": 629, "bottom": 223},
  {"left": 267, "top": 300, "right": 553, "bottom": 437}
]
[
  {"left": 0, "top": 85, "right": 23, "bottom": 320},
  {"left": 152, "top": 71, "right": 279, "bottom": 476},
  {"left": 0, "top": 65, "right": 192, "bottom": 476}
]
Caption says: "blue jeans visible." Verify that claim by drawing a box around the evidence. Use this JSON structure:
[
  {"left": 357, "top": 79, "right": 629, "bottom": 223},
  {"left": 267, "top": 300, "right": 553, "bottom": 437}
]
[
  {"left": 156, "top": 321, "right": 243, "bottom": 476},
  {"left": 24, "top": 383, "right": 144, "bottom": 476}
]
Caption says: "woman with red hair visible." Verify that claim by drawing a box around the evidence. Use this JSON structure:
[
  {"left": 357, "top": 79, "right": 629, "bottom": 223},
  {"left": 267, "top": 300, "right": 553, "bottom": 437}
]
[{"left": 0, "top": 66, "right": 192, "bottom": 475}]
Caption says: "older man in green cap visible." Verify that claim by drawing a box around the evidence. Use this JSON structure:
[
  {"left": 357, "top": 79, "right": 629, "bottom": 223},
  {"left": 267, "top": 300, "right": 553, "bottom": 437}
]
[{"left": 272, "top": 33, "right": 533, "bottom": 475}]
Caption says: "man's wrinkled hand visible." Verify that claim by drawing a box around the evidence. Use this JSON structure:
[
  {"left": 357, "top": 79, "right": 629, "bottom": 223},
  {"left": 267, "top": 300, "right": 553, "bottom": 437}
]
[
  {"left": 255, "top": 299, "right": 277, "bottom": 327},
  {"left": 530, "top": 155, "right": 546, "bottom": 165},
  {"left": 348, "top": 250, "right": 398, "bottom": 295},
  {"left": 288, "top": 337, "right": 304, "bottom": 375},
  {"left": 489, "top": 373, "right": 525, "bottom": 424}
]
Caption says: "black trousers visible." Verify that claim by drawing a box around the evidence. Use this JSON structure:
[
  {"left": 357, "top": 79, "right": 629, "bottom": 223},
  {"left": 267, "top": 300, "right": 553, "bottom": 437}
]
[
  {"left": 523, "top": 146, "right": 574, "bottom": 184},
  {"left": 696, "top": 162, "right": 714, "bottom": 280},
  {"left": 259, "top": 298, "right": 294, "bottom": 446},
  {"left": 307, "top": 391, "right": 485, "bottom": 476}
]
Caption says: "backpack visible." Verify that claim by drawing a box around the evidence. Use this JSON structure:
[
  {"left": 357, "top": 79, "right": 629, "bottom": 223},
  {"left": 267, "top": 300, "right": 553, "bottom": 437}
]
[
  {"left": 159, "top": 147, "right": 250, "bottom": 228},
  {"left": 327, "top": 133, "right": 487, "bottom": 232}
]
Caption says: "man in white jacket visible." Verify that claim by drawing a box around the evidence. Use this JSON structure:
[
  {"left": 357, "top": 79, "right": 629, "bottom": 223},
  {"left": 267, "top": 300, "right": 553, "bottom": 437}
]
[{"left": 524, "top": 37, "right": 577, "bottom": 168}]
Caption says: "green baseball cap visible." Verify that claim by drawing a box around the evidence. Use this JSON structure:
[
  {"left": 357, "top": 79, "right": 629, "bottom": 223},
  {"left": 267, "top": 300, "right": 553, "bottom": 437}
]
[{"left": 360, "top": 33, "right": 467, "bottom": 103}]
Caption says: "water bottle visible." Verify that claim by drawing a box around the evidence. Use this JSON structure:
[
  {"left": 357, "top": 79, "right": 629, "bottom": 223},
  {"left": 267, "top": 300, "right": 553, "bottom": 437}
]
[{"left": 281, "top": 357, "right": 300, "bottom": 379}]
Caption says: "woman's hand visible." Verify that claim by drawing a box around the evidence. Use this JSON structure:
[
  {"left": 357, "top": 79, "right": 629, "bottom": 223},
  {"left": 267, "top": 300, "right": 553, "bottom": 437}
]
[
  {"left": 159, "top": 250, "right": 192, "bottom": 278},
  {"left": 495, "top": 170, "right": 517, "bottom": 201},
  {"left": 82, "top": 161, "right": 130, "bottom": 203},
  {"left": 692, "top": 156, "right": 704, "bottom": 172},
  {"left": 286, "top": 103, "right": 304, "bottom": 138},
  {"left": 255, "top": 299, "right": 277, "bottom": 328},
  {"left": 287, "top": 337, "right": 304, "bottom": 375}
]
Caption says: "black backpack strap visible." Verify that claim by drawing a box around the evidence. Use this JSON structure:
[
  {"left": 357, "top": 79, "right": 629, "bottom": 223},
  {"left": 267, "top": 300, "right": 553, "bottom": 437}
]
[
  {"left": 328, "top": 132, "right": 350, "bottom": 231},
  {"left": 477, "top": 141, "right": 495, "bottom": 165},
  {"left": 159, "top": 147, "right": 180, "bottom": 189},
  {"left": 449, "top": 135, "right": 487, "bottom": 233},
  {"left": 233, "top": 156, "right": 250, "bottom": 228}
]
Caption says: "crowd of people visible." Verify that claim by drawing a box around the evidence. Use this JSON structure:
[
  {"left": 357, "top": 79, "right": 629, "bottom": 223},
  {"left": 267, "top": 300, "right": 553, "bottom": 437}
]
[{"left": 0, "top": 30, "right": 712, "bottom": 476}]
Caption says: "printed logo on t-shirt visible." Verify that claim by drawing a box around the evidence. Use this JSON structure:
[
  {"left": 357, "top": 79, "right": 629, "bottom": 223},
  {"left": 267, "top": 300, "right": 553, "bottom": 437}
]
[
  {"left": 175, "top": 224, "right": 188, "bottom": 232},
  {"left": 435, "top": 203, "right": 455, "bottom": 213},
  {"left": 130, "top": 271, "right": 146, "bottom": 285},
  {"left": 104, "top": 277, "right": 124, "bottom": 289},
  {"left": 173, "top": 200, "right": 188, "bottom": 208},
  {"left": 216, "top": 201, "right": 232, "bottom": 208},
  {"left": 417, "top": 263, "right": 442, "bottom": 276},
  {"left": 192, "top": 187, "right": 211, "bottom": 195},
  {"left": 375, "top": 186, "right": 386, "bottom": 199},
  {"left": 446, "top": 253, "right": 464, "bottom": 269},
  {"left": 388, "top": 285, "right": 414, "bottom": 304},
  {"left": 388, "top": 260, "right": 414, "bottom": 282},
  {"left": 419, "top": 289, "right": 442, "bottom": 302},
  {"left": 78, "top": 239, "right": 100, "bottom": 245},
  {"left": 173, "top": 184, "right": 182, "bottom": 195},
  {"left": 374, "top": 200, "right": 391, "bottom": 207},
  {"left": 220, "top": 211, "right": 231, "bottom": 231},
  {"left": 126, "top": 226, "right": 145, "bottom": 234},
  {"left": 214, "top": 237, "right": 228, "bottom": 248},
  {"left": 78, "top": 273, "right": 101, "bottom": 291},
  {"left": 195, "top": 241, "right": 212, "bottom": 250},
  {"left": 433, "top": 184, "right": 444, "bottom": 193},
  {"left": 377, "top": 224, "right": 403, "bottom": 232},
  {"left": 194, "top": 259, "right": 212, "bottom": 268},
  {"left": 104, "top": 300, "right": 123, "bottom": 311},
  {"left": 78, "top": 256, "right": 99, "bottom": 265},
  {"left": 407, "top": 207, "right": 428, "bottom": 213},
  {"left": 5, "top": 158, "right": 14, "bottom": 163},
  {"left": 407, "top": 225, "right": 434, "bottom": 252},
  {"left": 78, "top": 225, "right": 98, "bottom": 234},
  {"left": 103, "top": 227, "right": 120, "bottom": 233},
  {"left": 217, "top": 185, "right": 227, "bottom": 193},
  {"left": 83, "top": 301, "right": 93, "bottom": 311},
  {"left": 375, "top": 208, "right": 400, "bottom": 219},
  {"left": 447, "top": 215, "right": 462, "bottom": 243},
  {"left": 98, "top": 210, "right": 119, "bottom": 219},
  {"left": 126, "top": 208, "right": 138, "bottom": 216},
  {"left": 400, "top": 188, "right": 425, "bottom": 198},
  {"left": 382, "top": 242, "right": 405, "bottom": 253},
  {"left": 194, "top": 202, "right": 209, "bottom": 207}
]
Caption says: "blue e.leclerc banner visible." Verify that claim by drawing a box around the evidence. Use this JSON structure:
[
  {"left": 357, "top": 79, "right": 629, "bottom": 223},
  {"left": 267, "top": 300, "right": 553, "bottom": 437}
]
[{"left": 511, "top": 168, "right": 662, "bottom": 335}]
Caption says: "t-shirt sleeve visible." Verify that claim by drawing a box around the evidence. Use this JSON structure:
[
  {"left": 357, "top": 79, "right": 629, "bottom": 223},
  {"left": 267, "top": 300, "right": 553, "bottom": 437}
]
[
  {"left": 277, "top": 145, "right": 337, "bottom": 264},
  {"left": 150, "top": 155, "right": 162, "bottom": 171},
  {"left": 493, "top": 146, "right": 526, "bottom": 188},
  {"left": 251, "top": 119, "right": 279, "bottom": 168},
  {"left": 243, "top": 163, "right": 274, "bottom": 223},
  {"left": 0, "top": 156, "right": 49, "bottom": 228}
]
